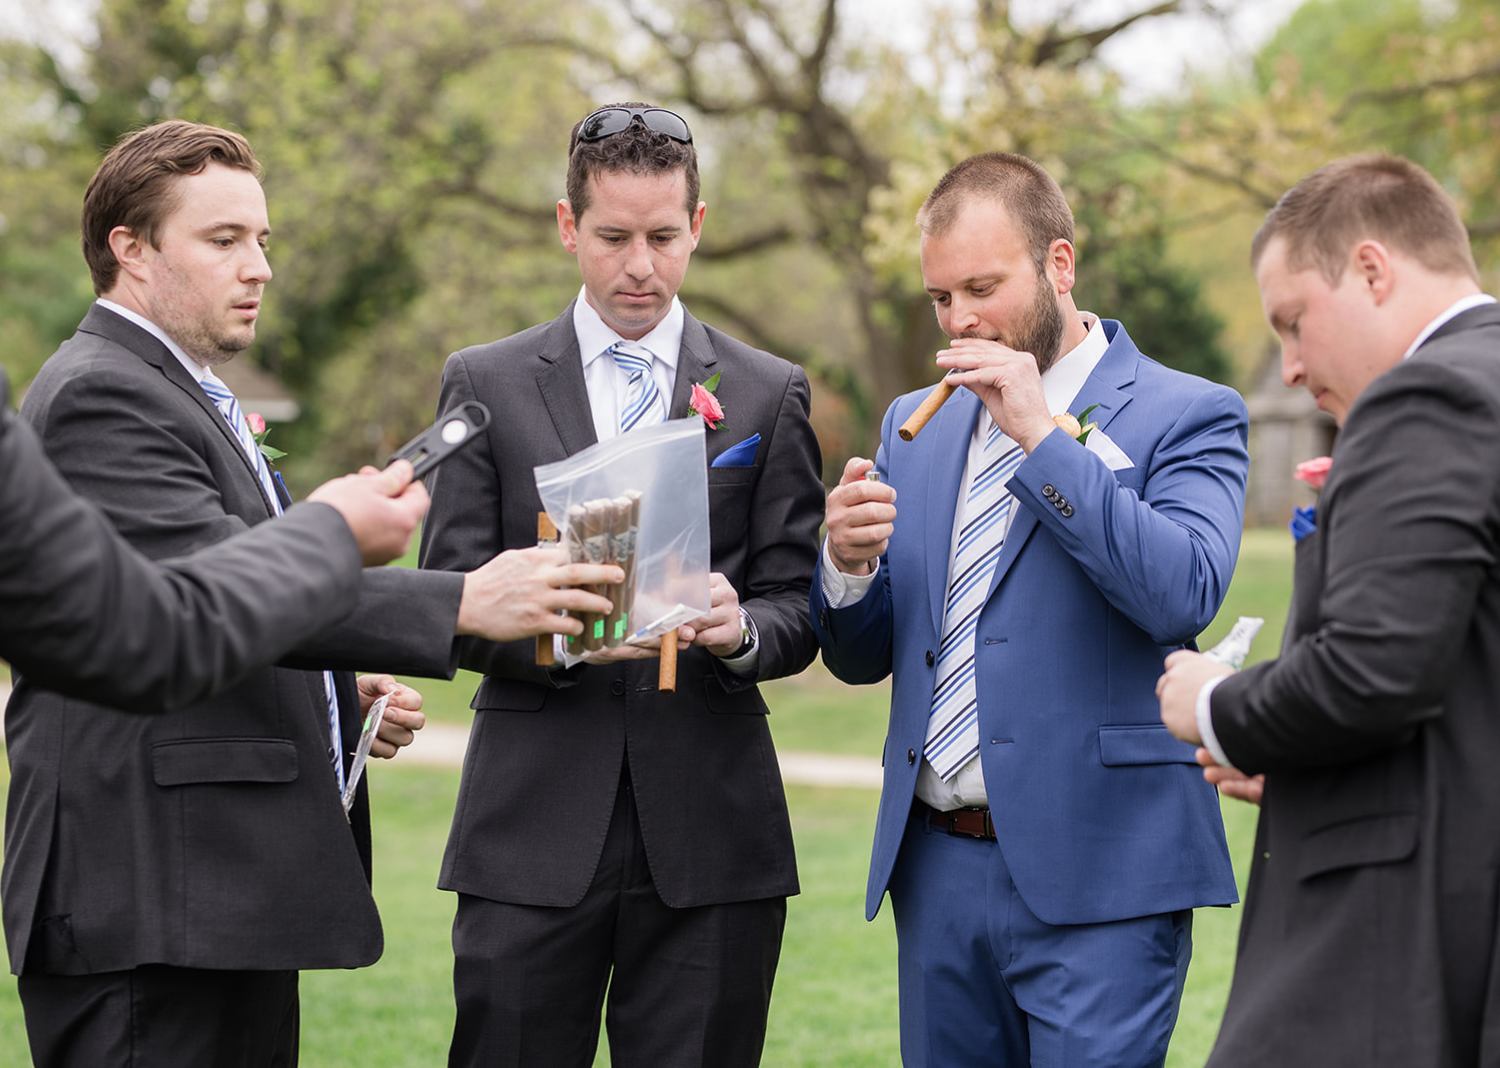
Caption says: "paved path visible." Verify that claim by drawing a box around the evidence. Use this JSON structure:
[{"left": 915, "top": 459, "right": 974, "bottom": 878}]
[{"left": 0, "top": 685, "right": 882, "bottom": 790}]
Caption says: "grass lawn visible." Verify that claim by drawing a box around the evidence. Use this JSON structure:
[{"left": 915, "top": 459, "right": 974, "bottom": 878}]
[{"left": 0, "top": 528, "right": 1290, "bottom": 1065}]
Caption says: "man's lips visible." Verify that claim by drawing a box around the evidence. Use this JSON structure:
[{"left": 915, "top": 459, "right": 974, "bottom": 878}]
[{"left": 233, "top": 299, "right": 260, "bottom": 320}]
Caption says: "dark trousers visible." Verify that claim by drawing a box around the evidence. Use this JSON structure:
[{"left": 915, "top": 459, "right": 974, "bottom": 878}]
[
  {"left": 448, "top": 769, "right": 787, "bottom": 1068},
  {"left": 18, "top": 964, "right": 299, "bottom": 1068}
]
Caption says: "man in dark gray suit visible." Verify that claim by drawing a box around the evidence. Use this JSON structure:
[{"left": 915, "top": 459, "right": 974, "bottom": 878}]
[
  {"left": 1158, "top": 153, "right": 1500, "bottom": 1066},
  {"left": 419, "top": 103, "right": 824, "bottom": 1067},
  {"left": 8, "top": 119, "right": 620, "bottom": 1067}
]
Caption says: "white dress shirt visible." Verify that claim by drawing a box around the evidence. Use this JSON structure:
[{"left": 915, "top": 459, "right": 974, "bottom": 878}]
[{"left": 823, "top": 313, "right": 1110, "bottom": 809}]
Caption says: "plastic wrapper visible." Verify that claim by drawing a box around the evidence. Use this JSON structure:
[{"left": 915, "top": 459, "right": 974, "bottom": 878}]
[
  {"left": 535, "top": 417, "right": 711, "bottom": 667},
  {"left": 1203, "top": 616, "right": 1264, "bottom": 671}
]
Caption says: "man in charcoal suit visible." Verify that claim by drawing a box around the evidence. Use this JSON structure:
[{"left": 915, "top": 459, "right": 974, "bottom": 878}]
[
  {"left": 814, "top": 152, "right": 1247, "bottom": 1065},
  {"left": 7, "top": 119, "right": 619, "bottom": 1067},
  {"left": 419, "top": 103, "right": 824, "bottom": 1067},
  {"left": 1159, "top": 154, "right": 1500, "bottom": 1066}
]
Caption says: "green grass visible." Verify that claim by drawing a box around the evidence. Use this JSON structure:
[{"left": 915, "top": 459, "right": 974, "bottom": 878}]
[{"left": 0, "top": 528, "right": 1291, "bottom": 1065}]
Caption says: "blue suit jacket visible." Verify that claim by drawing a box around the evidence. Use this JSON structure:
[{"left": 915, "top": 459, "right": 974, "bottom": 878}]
[{"left": 813, "top": 320, "right": 1245, "bottom": 924}]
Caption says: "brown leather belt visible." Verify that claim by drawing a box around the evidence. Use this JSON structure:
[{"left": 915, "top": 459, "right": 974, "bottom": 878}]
[{"left": 924, "top": 803, "right": 996, "bottom": 840}]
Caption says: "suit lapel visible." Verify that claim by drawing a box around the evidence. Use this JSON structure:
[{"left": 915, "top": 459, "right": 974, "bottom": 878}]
[
  {"left": 80, "top": 305, "right": 277, "bottom": 517},
  {"left": 534, "top": 304, "right": 599, "bottom": 456},
  {"left": 670, "top": 312, "right": 719, "bottom": 420},
  {"left": 983, "top": 321, "right": 1142, "bottom": 602}
]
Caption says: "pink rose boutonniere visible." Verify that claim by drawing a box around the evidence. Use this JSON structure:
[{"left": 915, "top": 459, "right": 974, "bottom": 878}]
[
  {"left": 1293, "top": 455, "right": 1332, "bottom": 491},
  {"left": 689, "top": 373, "right": 727, "bottom": 430},
  {"left": 247, "top": 412, "right": 287, "bottom": 462}
]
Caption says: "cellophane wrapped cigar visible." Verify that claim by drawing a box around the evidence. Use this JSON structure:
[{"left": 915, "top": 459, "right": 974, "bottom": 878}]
[
  {"left": 564, "top": 505, "right": 590, "bottom": 656},
  {"left": 580, "top": 500, "right": 612, "bottom": 650},
  {"left": 622, "top": 490, "right": 642, "bottom": 646},
  {"left": 603, "top": 495, "right": 634, "bottom": 646}
]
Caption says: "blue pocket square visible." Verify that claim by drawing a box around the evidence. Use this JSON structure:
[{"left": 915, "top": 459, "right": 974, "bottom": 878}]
[
  {"left": 711, "top": 433, "right": 761, "bottom": 468},
  {"left": 1289, "top": 504, "right": 1316, "bottom": 542}
]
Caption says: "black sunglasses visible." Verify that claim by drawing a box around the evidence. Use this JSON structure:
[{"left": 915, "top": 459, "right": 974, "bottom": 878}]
[{"left": 573, "top": 107, "right": 693, "bottom": 151}]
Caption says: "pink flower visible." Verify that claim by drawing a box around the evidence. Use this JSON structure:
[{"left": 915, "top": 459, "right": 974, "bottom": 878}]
[
  {"left": 246, "top": 412, "right": 267, "bottom": 436},
  {"left": 689, "top": 382, "right": 725, "bottom": 429},
  {"left": 1294, "top": 455, "right": 1333, "bottom": 491}
]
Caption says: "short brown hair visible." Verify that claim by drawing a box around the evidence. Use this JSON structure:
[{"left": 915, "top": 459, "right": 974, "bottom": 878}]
[
  {"left": 1251, "top": 153, "right": 1478, "bottom": 284},
  {"left": 917, "top": 152, "right": 1075, "bottom": 272},
  {"left": 565, "top": 102, "right": 699, "bottom": 221},
  {"left": 82, "top": 120, "right": 261, "bottom": 295}
]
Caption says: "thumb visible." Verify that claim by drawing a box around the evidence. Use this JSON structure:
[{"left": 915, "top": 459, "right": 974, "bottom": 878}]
[
  {"left": 378, "top": 458, "right": 416, "bottom": 497},
  {"left": 839, "top": 456, "right": 874, "bottom": 487}
]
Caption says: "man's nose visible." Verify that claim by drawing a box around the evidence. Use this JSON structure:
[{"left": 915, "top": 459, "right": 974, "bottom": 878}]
[
  {"left": 1280, "top": 344, "right": 1304, "bottom": 388},
  {"left": 948, "top": 295, "right": 981, "bottom": 334},
  {"left": 625, "top": 237, "right": 653, "bottom": 280},
  {"left": 243, "top": 244, "right": 272, "bottom": 285}
]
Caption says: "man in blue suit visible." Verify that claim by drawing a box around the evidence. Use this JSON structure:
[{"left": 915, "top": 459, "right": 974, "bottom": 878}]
[{"left": 812, "top": 152, "right": 1247, "bottom": 1066}]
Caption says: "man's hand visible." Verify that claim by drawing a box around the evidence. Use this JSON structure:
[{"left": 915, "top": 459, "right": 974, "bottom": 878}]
[
  {"left": 680, "top": 572, "right": 744, "bottom": 657},
  {"left": 307, "top": 459, "right": 429, "bottom": 566},
  {"left": 935, "top": 338, "right": 1055, "bottom": 452},
  {"left": 1156, "top": 649, "right": 1233, "bottom": 745},
  {"left": 457, "top": 546, "right": 622, "bottom": 642},
  {"left": 356, "top": 674, "right": 426, "bottom": 759},
  {"left": 1198, "top": 748, "right": 1265, "bottom": 805},
  {"left": 826, "top": 457, "right": 897, "bottom": 576}
]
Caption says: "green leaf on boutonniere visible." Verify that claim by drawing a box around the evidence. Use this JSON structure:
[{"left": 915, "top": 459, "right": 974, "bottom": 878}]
[
  {"left": 257, "top": 441, "right": 287, "bottom": 462},
  {"left": 1075, "top": 403, "right": 1100, "bottom": 445}
]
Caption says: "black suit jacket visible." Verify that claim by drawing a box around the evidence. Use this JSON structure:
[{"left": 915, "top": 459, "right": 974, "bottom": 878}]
[
  {"left": 1206, "top": 303, "right": 1500, "bottom": 1066},
  {"left": 4, "top": 305, "right": 466, "bottom": 977},
  {"left": 419, "top": 304, "right": 823, "bottom": 908},
  {"left": 0, "top": 366, "right": 381, "bottom": 709}
]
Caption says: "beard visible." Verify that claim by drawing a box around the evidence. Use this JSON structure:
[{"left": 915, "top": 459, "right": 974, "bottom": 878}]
[{"left": 962, "top": 267, "right": 1068, "bottom": 373}]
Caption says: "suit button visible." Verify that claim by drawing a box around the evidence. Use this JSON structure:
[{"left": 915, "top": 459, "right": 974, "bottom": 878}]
[
  {"left": 1042, "top": 484, "right": 1055, "bottom": 497},
  {"left": 610, "top": 680, "right": 626, "bottom": 696},
  {"left": 1061, "top": 504, "right": 1074, "bottom": 518},
  {"left": 819, "top": 610, "right": 829, "bottom": 629},
  {"left": 925, "top": 650, "right": 935, "bottom": 667},
  {"left": 907, "top": 748, "right": 917, "bottom": 765}
]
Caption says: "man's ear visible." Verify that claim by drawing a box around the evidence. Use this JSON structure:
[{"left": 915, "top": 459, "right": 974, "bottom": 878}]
[
  {"left": 1047, "top": 238, "right": 1077, "bottom": 296},
  {"left": 1352, "top": 239, "right": 1395, "bottom": 305},
  {"left": 689, "top": 201, "right": 706, "bottom": 250},
  {"left": 557, "top": 199, "right": 579, "bottom": 254},
  {"left": 108, "top": 225, "right": 151, "bottom": 283}
]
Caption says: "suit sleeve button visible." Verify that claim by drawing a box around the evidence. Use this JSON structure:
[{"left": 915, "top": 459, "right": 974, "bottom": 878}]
[
  {"left": 610, "top": 680, "right": 626, "bottom": 696},
  {"left": 1061, "top": 504, "right": 1074, "bottom": 517},
  {"left": 1042, "top": 484, "right": 1054, "bottom": 496},
  {"left": 925, "top": 650, "right": 935, "bottom": 666},
  {"left": 907, "top": 748, "right": 917, "bottom": 765}
]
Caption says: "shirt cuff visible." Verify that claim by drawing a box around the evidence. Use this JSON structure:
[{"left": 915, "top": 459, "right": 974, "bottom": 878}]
[
  {"left": 1195, "top": 673, "right": 1235, "bottom": 771},
  {"left": 820, "top": 537, "right": 879, "bottom": 609},
  {"left": 718, "top": 608, "right": 760, "bottom": 676}
]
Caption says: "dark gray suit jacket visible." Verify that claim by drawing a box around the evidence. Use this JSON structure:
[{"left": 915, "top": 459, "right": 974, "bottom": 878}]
[
  {"left": 419, "top": 303, "right": 823, "bottom": 909},
  {"left": 1, "top": 366, "right": 376, "bottom": 709},
  {"left": 1206, "top": 303, "right": 1500, "bottom": 1067},
  {"left": 4, "top": 305, "right": 466, "bottom": 977}
]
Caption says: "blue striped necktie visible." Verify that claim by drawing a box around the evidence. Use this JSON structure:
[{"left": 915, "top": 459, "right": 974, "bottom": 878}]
[
  {"left": 199, "top": 368, "right": 346, "bottom": 796},
  {"left": 924, "top": 419, "right": 1025, "bottom": 781},
  {"left": 610, "top": 341, "right": 666, "bottom": 433}
]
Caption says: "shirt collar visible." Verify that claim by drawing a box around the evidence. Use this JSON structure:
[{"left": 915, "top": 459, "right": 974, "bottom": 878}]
[
  {"left": 1040, "top": 311, "right": 1108, "bottom": 416},
  {"left": 573, "top": 288, "right": 684, "bottom": 372},
  {"left": 1403, "top": 294, "right": 1498, "bottom": 360},
  {"left": 95, "top": 298, "right": 208, "bottom": 384}
]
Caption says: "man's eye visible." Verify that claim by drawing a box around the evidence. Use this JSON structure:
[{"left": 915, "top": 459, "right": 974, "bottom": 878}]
[{"left": 933, "top": 294, "right": 950, "bottom": 306}]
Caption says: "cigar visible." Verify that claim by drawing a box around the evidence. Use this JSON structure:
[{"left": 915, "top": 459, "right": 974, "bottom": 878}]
[
  {"left": 536, "top": 512, "right": 559, "bottom": 666},
  {"left": 659, "top": 627, "right": 678, "bottom": 691},
  {"left": 581, "top": 500, "right": 611, "bottom": 651},
  {"left": 602, "top": 496, "right": 633, "bottom": 646},
  {"left": 564, "top": 505, "right": 589, "bottom": 653},
  {"left": 898, "top": 375, "right": 959, "bottom": 441},
  {"left": 621, "top": 490, "right": 642, "bottom": 645}
]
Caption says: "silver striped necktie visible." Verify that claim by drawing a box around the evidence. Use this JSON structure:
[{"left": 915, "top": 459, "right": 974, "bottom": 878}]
[
  {"left": 610, "top": 340, "right": 666, "bottom": 433},
  {"left": 924, "top": 420, "right": 1025, "bottom": 781}
]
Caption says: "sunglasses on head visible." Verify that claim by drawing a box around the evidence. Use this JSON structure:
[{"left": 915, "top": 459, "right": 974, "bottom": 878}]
[{"left": 573, "top": 107, "right": 693, "bottom": 151}]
